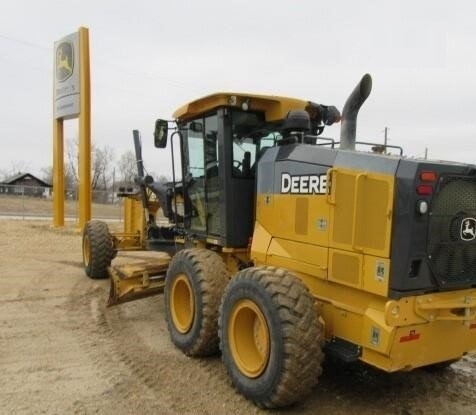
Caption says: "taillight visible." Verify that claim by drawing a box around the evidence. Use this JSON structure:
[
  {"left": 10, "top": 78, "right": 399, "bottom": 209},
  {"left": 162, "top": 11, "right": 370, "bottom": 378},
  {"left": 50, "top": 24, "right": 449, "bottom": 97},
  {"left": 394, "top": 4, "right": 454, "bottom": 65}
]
[
  {"left": 417, "top": 184, "right": 433, "bottom": 196},
  {"left": 417, "top": 170, "right": 436, "bottom": 197}
]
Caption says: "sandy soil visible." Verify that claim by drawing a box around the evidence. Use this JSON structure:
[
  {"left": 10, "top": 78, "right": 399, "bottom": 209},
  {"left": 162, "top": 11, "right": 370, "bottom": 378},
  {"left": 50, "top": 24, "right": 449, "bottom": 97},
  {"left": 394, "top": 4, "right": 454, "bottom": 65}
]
[{"left": 1, "top": 220, "right": 475, "bottom": 414}]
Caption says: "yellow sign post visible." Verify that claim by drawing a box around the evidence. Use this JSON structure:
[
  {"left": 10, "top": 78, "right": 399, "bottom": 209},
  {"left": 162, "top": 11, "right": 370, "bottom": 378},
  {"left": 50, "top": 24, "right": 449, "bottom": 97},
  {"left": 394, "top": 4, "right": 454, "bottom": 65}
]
[{"left": 52, "top": 27, "right": 91, "bottom": 229}]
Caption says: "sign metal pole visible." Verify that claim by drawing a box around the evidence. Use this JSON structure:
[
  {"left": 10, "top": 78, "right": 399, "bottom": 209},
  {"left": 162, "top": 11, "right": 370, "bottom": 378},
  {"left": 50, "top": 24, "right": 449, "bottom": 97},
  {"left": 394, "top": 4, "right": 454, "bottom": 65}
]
[
  {"left": 78, "top": 27, "right": 91, "bottom": 230},
  {"left": 52, "top": 27, "right": 91, "bottom": 230}
]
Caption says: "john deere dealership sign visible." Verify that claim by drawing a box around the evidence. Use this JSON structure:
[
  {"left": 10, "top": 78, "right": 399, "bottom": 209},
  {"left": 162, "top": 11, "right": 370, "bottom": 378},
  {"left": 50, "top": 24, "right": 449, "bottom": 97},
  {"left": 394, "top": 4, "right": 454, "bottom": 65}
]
[{"left": 54, "top": 32, "right": 80, "bottom": 119}]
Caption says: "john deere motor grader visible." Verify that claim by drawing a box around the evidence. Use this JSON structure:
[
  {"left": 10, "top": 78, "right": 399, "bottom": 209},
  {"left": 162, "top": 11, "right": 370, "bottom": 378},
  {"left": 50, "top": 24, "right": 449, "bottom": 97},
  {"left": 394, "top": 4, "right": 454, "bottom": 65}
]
[{"left": 82, "top": 74, "right": 476, "bottom": 408}]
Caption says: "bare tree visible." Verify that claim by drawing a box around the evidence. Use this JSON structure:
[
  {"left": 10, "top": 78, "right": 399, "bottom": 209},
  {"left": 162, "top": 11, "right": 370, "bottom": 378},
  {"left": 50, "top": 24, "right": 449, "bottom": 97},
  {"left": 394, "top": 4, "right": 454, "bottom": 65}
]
[
  {"left": 0, "top": 161, "right": 28, "bottom": 181},
  {"left": 117, "top": 150, "right": 137, "bottom": 184},
  {"left": 66, "top": 139, "right": 79, "bottom": 188},
  {"left": 65, "top": 139, "right": 115, "bottom": 192},
  {"left": 91, "top": 145, "right": 114, "bottom": 190},
  {"left": 40, "top": 166, "right": 53, "bottom": 184},
  {"left": 40, "top": 162, "right": 79, "bottom": 198}
]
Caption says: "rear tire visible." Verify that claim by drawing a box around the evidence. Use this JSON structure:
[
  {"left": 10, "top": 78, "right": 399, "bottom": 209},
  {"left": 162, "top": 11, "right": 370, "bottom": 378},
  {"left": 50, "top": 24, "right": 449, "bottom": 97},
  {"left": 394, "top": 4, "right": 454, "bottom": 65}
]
[
  {"left": 82, "top": 220, "right": 114, "bottom": 279},
  {"left": 165, "top": 248, "right": 229, "bottom": 356},
  {"left": 219, "top": 266, "right": 324, "bottom": 408}
]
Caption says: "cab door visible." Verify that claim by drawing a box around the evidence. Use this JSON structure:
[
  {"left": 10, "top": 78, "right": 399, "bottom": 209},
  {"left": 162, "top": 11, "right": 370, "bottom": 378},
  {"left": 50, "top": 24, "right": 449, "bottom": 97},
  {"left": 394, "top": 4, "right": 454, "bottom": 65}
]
[{"left": 183, "top": 114, "right": 220, "bottom": 237}]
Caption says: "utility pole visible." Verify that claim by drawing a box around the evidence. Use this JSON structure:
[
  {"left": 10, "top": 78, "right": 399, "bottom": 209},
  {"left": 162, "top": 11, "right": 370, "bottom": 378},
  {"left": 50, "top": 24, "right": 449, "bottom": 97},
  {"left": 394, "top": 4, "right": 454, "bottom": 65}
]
[{"left": 384, "top": 126, "right": 388, "bottom": 148}]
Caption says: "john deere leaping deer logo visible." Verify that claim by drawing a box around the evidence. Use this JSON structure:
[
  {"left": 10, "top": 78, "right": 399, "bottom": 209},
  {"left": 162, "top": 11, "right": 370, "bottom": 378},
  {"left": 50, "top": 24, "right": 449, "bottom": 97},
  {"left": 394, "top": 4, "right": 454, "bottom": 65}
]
[
  {"left": 56, "top": 42, "right": 74, "bottom": 82},
  {"left": 461, "top": 218, "right": 476, "bottom": 241}
]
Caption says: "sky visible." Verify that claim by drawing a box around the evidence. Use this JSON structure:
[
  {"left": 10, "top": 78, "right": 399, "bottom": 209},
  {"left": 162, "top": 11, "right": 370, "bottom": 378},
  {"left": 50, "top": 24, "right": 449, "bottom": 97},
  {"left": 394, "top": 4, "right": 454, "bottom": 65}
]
[{"left": 1, "top": 0, "right": 476, "bottom": 180}]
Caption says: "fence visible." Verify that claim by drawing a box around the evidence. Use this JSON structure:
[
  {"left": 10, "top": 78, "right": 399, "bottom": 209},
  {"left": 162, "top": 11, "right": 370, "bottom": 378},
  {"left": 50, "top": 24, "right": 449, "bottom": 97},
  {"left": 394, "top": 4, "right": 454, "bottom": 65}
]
[{"left": 0, "top": 184, "right": 123, "bottom": 221}]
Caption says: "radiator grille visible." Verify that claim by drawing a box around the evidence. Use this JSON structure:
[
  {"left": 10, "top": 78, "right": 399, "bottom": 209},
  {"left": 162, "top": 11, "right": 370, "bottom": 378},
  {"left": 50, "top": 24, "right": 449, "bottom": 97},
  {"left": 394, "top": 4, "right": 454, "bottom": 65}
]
[{"left": 428, "top": 176, "right": 476, "bottom": 288}]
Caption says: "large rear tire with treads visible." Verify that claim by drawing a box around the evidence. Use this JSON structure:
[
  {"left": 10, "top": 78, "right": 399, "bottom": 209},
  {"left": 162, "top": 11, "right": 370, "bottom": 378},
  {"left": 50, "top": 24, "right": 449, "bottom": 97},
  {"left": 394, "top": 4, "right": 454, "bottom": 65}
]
[{"left": 219, "top": 266, "right": 324, "bottom": 408}]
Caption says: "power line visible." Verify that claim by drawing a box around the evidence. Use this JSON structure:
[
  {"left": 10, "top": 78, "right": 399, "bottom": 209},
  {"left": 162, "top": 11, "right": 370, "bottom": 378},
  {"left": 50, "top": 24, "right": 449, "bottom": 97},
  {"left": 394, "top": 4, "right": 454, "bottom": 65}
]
[
  {"left": 0, "top": 32, "right": 199, "bottom": 94},
  {"left": 0, "top": 33, "right": 49, "bottom": 50}
]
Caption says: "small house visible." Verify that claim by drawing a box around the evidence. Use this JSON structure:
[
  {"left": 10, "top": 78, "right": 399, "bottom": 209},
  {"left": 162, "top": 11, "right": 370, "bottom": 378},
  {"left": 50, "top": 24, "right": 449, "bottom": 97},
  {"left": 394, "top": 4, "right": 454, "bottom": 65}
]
[{"left": 0, "top": 172, "right": 52, "bottom": 197}]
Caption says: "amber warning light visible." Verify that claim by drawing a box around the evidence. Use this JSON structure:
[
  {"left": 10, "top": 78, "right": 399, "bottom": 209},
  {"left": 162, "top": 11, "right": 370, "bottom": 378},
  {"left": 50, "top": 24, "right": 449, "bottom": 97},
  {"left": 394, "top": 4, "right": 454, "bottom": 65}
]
[{"left": 420, "top": 171, "right": 437, "bottom": 182}]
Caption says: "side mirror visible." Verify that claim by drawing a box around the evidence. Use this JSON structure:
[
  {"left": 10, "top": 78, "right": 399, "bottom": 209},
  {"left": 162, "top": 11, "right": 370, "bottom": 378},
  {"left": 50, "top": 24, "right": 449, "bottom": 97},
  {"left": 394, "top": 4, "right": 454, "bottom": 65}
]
[{"left": 154, "top": 119, "right": 168, "bottom": 148}]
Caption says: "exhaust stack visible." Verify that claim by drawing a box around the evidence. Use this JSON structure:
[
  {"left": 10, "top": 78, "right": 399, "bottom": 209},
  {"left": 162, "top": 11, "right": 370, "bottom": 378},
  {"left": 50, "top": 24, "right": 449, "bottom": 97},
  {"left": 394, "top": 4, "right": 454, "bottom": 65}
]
[{"left": 340, "top": 74, "right": 372, "bottom": 150}]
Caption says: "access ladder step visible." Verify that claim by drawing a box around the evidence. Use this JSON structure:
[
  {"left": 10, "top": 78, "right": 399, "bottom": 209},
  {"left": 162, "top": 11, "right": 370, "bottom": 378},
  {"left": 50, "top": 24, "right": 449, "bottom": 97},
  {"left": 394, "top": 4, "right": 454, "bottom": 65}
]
[{"left": 325, "top": 337, "right": 361, "bottom": 362}]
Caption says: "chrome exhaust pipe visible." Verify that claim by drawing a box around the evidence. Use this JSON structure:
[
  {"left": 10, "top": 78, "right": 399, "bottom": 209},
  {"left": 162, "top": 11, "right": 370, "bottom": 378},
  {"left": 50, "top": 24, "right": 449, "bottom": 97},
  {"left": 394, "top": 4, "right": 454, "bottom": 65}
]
[{"left": 340, "top": 74, "right": 372, "bottom": 150}]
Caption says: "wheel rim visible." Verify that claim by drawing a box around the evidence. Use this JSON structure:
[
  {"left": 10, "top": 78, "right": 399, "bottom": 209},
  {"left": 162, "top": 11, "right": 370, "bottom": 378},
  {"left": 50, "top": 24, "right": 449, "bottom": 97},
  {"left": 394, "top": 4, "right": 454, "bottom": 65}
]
[
  {"left": 228, "top": 299, "right": 270, "bottom": 378},
  {"left": 83, "top": 235, "right": 90, "bottom": 266},
  {"left": 170, "top": 273, "right": 195, "bottom": 333}
]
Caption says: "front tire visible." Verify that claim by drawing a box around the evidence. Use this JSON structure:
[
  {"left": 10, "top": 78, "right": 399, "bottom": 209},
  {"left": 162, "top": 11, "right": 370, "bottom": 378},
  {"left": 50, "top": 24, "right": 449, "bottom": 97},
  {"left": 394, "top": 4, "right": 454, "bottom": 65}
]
[
  {"left": 219, "top": 266, "right": 324, "bottom": 408},
  {"left": 82, "top": 220, "right": 114, "bottom": 279},
  {"left": 165, "top": 248, "right": 229, "bottom": 356}
]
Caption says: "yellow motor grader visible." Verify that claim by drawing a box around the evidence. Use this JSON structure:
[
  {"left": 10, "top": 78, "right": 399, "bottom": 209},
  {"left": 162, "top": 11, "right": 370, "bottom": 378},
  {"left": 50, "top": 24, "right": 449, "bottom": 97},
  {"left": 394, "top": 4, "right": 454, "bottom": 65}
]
[{"left": 82, "top": 74, "right": 476, "bottom": 408}]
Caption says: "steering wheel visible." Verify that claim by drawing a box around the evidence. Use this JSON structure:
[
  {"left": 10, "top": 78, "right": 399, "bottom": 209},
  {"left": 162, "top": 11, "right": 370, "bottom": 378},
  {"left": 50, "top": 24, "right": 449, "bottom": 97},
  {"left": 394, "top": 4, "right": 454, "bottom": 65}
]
[{"left": 233, "top": 160, "right": 242, "bottom": 169}]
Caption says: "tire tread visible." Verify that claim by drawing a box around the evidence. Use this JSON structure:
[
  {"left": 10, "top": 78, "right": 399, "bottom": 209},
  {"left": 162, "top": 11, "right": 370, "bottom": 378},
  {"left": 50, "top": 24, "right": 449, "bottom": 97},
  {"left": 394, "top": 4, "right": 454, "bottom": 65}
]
[
  {"left": 83, "top": 220, "right": 113, "bottom": 279},
  {"left": 166, "top": 248, "right": 229, "bottom": 356},
  {"left": 219, "top": 266, "right": 324, "bottom": 408}
]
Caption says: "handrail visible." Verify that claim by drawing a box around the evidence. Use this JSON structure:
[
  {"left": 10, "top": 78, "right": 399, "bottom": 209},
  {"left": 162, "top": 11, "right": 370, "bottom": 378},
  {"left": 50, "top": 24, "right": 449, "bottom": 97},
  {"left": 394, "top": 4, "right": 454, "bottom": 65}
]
[
  {"left": 351, "top": 173, "right": 367, "bottom": 252},
  {"left": 326, "top": 168, "right": 337, "bottom": 205}
]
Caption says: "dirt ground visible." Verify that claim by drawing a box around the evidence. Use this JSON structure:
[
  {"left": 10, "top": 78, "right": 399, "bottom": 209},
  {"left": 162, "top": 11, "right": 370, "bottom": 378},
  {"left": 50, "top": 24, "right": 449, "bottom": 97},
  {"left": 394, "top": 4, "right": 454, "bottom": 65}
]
[{"left": 1, "top": 220, "right": 475, "bottom": 415}]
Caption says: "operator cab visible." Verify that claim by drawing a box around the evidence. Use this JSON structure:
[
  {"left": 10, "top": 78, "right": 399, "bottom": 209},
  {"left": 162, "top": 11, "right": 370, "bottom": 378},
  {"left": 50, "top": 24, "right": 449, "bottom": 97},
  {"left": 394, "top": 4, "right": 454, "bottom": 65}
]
[{"left": 155, "top": 93, "right": 340, "bottom": 248}]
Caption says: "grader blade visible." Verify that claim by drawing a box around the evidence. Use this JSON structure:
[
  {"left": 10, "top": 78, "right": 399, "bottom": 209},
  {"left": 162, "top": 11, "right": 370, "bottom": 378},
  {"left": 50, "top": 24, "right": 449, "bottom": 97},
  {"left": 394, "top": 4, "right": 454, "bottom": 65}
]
[{"left": 107, "top": 258, "right": 170, "bottom": 306}]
